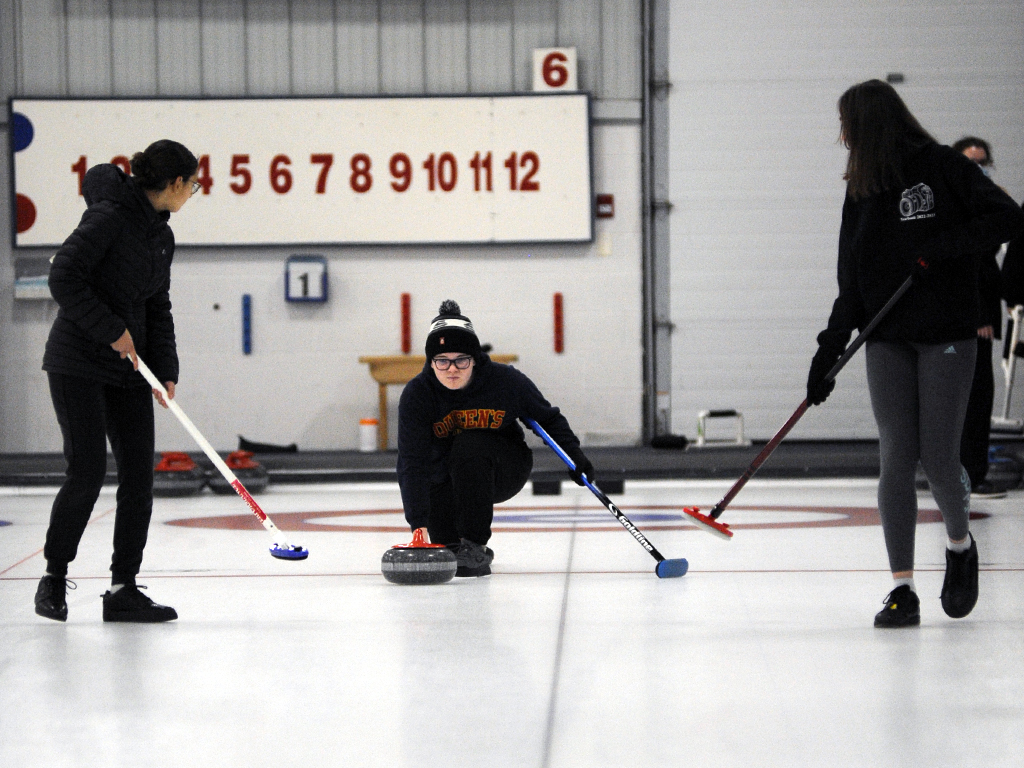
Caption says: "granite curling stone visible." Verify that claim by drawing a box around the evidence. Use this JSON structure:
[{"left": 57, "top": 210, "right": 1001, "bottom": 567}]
[
  {"left": 153, "top": 452, "right": 206, "bottom": 497},
  {"left": 208, "top": 450, "right": 270, "bottom": 495},
  {"left": 382, "top": 529, "right": 457, "bottom": 585}
]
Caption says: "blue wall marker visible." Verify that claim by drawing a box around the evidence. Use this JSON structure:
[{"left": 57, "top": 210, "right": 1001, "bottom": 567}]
[{"left": 242, "top": 294, "right": 252, "bottom": 355}]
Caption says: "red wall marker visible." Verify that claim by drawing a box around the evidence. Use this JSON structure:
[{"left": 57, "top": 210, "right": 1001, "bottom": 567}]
[
  {"left": 553, "top": 292, "right": 564, "bottom": 353},
  {"left": 401, "top": 293, "right": 412, "bottom": 354}
]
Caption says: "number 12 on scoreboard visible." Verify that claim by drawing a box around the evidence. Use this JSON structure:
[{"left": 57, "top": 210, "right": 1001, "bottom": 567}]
[{"left": 285, "top": 255, "right": 328, "bottom": 303}]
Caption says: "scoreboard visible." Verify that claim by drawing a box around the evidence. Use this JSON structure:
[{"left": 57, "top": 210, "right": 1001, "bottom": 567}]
[{"left": 10, "top": 94, "right": 593, "bottom": 247}]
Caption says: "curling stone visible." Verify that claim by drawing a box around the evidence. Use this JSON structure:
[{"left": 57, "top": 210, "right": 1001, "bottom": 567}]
[
  {"left": 208, "top": 451, "right": 270, "bottom": 495},
  {"left": 381, "top": 529, "right": 457, "bottom": 585},
  {"left": 153, "top": 452, "right": 206, "bottom": 497}
]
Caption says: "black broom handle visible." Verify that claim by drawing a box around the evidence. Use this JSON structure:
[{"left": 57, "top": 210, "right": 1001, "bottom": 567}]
[{"left": 709, "top": 275, "right": 913, "bottom": 520}]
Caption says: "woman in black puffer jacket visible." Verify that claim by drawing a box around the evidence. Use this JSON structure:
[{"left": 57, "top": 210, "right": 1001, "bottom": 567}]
[{"left": 35, "top": 140, "right": 199, "bottom": 624}]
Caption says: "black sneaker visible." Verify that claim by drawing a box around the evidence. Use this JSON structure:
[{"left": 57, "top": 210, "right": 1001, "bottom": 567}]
[
  {"left": 102, "top": 584, "right": 178, "bottom": 623},
  {"left": 970, "top": 481, "right": 1007, "bottom": 499},
  {"left": 941, "top": 536, "right": 979, "bottom": 619},
  {"left": 35, "top": 575, "right": 75, "bottom": 622},
  {"left": 874, "top": 585, "right": 920, "bottom": 628},
  {"left": 455, "top": 538, "right": 494, "bottom": 577}
]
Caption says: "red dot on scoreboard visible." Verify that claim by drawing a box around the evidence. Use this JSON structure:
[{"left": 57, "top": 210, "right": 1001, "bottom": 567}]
[{"left": 16, "top": 193, "right": 36, "bottom": 234}]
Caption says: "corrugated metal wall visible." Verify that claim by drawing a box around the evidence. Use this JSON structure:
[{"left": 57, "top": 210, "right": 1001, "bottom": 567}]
[
  {"left": 666, "top": 0, "right": 1024, "bottom": 440},
  {"left": 7, "top": 0, "right": 640, "bottom": 100},
  {"left": 0, "top": 0, "right": 648, "bottom": 453}
]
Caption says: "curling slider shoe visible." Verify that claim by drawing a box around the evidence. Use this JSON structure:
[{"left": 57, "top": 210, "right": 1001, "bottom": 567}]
[
  {"left": 683, "top": 506, "right": 733, "bottom": 539},
  {"left": 655, "top": 558, "right": 689, "bottom": 578},
  {"left": 270, "top": 542, "right": 309, "bottom": 560}
]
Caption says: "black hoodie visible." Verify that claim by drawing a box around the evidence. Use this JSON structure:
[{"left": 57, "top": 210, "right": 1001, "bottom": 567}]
[
  {"left": 397, "top": 355, "right": 584, "bottom": 530},
  {"left": 818, "top": 142, "right": 1024, "bottom": 353},
  {"left": 43, "top": 164, "right": 179, "bottom": 388}
]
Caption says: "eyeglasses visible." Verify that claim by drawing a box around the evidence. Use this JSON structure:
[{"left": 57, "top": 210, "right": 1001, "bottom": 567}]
[
  {"left": 432, "top": 355, "right": 473, "bottom": 370},
  {"left": 190, "top": 181, "right": 202, "bottom": 195}
]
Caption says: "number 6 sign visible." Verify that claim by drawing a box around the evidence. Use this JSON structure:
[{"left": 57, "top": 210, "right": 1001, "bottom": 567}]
[{"left": 532, "top": 48, "right": 578, "bottom": 92}]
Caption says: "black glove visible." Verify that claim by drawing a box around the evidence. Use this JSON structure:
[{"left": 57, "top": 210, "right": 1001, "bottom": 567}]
[
  {"left": 807, "top": 346, "right": 841, "bottom": 406},
  {"left": 566, "top": 448, "right": 594, "bottom": 486}
]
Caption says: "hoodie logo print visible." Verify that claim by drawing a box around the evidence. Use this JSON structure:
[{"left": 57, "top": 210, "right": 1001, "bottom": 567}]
[
  {"left": 433, "top": 409, "right": 505, "bottom": 438},
  {"left": 899, "top": 183, "right": 935, "bottom": 220}
]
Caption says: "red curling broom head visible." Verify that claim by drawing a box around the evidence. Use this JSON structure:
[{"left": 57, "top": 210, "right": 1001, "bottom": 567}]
[{"left": 683, "top": 506, "right": 734, "bottom": 539}]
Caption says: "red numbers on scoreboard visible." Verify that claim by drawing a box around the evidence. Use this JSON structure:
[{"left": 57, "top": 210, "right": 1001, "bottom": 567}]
[
  {"left": 349, "top": 154, "right": 372, "bottom": 193},
  {"left": 422, "top": 152, "right": 458, "bottom": 192},
  {"left": 71, "top": 151, "right": 540, "bottom": 197},
  {"left": 310, "top": 154, "right": 333, "bottom": 194},
  {"left": 389, "top": 153, "right": 412, "bottom": 192},
  {"left": 469, "top": 152, "right": 493, "bottom": 192},
  {"left": 195, "top": 155, "right": 213, "bottom": 194},
  {"left": 229, "top": 154, "right": 251, "bottom": 194},
  {"left": 504, "top": 151, "right": 540, "bottom": 192}
]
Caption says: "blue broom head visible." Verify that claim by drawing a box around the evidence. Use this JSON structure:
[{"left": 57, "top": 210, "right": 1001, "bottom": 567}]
[
  {"left": 655, "top": 558, "right": 688, "bottom": 578},
  {"left": 270, "top": 544, "right": 309, "bottom": 560}
]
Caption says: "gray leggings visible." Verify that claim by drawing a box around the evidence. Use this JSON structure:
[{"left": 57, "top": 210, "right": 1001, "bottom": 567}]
[{"left": 865, "top": 339, "right": 975, "bottom": 573}]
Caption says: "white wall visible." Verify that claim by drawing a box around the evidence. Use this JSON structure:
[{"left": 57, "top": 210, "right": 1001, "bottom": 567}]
[
  {"left": 667, "top": 0, "right": 1024, "bottom": 440},
  {"left": 0, "top": 122, "right": 643, "bottom": 452}
]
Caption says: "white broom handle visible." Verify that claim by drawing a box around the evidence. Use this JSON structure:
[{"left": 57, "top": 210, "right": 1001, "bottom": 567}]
[
  {"left": 135, "top": 359, "right": 240, "bottom": 485},
  {"left": 1000, "top": 305, "right": 1023, "bottom": 418},
  {"left": 135, "top": 358, "right": 292, "bottom": 544}
]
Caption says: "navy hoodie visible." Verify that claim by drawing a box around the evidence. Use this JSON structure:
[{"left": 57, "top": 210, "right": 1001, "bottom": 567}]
[
  {"left": 43, "top": 164, "right": 179, "bottom": 388},
  {"left": 818, "top": 142, "right": 1024, "bottom": 352},
  {"left": 397, "top": 355, "right": 584, "bottom": 530}
]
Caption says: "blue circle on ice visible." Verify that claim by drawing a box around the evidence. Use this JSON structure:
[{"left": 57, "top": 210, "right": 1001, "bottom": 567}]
[{"left": 12, "top": 113, "right": 34, "bottom": 152}]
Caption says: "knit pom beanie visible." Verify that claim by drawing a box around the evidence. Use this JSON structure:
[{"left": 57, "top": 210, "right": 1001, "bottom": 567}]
[{"left": 425, "top": 300, "right": 481, "bottom": 359}]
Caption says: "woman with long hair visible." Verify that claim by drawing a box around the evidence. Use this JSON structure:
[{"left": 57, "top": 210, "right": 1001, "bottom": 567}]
[{"left": 807, "top": 80, "right": 1024, "bottom": 627}]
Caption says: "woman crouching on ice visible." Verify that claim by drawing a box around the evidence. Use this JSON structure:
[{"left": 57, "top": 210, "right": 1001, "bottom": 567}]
[{"left": 397, "top": 300, "right": 593, "bottom": 576}]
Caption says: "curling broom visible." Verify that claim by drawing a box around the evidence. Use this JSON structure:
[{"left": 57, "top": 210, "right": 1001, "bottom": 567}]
[
  {"left": 684, "top": 274, "right": 915, "bottom": 539},
  {"left": 527, "top": 419, "right": 688, "bottom": 578},
  {"left": 137, "top": 358, "right": 308, "bottom": 560}
]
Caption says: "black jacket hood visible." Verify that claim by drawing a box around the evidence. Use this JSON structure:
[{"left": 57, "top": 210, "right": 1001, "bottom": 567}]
[
  {"left": 82, "top": 164, "right": 169, "bottom": 223},
  {"left": 82, "top": 163, "right": 132, "bottom": 207}
]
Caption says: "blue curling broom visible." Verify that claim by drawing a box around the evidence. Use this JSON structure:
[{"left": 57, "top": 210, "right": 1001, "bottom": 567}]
[{"left": 526, "top": 419, "right": 688, "bottom": 579}]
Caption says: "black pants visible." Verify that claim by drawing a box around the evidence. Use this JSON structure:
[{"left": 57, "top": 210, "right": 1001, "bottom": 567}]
[
  {"left": 960, "top": 336, "right": 994, "bottom": 488},
  {"left": 45, "top": 373, "right": 155, "bottom": 583},
  {"left": 427, "top": 430, "right": 533, "bottom": 546}
]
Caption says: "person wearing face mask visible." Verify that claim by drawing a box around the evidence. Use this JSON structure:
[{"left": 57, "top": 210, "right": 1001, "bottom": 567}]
[
  {"left": 396, "top": 300, "right": 593, "bottom": 576},
  {"left": 950, "top": 137, "right": 1007, "bottom": 498}
]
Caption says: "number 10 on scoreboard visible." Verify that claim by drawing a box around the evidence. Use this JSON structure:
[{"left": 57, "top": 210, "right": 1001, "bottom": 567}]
[{"left": 285, "top": 255, "right": 328, "bottom": 303}]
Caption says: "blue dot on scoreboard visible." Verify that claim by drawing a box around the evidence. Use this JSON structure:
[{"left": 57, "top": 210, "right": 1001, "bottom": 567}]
[{"left": 12, "top": 113, "right": 34, "bottom": 152}]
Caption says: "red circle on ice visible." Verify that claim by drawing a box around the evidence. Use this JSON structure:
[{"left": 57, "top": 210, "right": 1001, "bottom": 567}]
[
  {"left": 164, "top": 505, "right": 990, "bottom": 533},
  {"left": 16, "top": 194, "right": 36, "bottom": 233}
]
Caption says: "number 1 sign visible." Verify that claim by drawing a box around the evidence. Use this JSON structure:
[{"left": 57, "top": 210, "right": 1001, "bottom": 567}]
[
  {"left": 285, "top": 255, "right": 328, "bottom": 303},
  {"left": 10, "top": 94, "right": 592, "bottom": 247}
]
